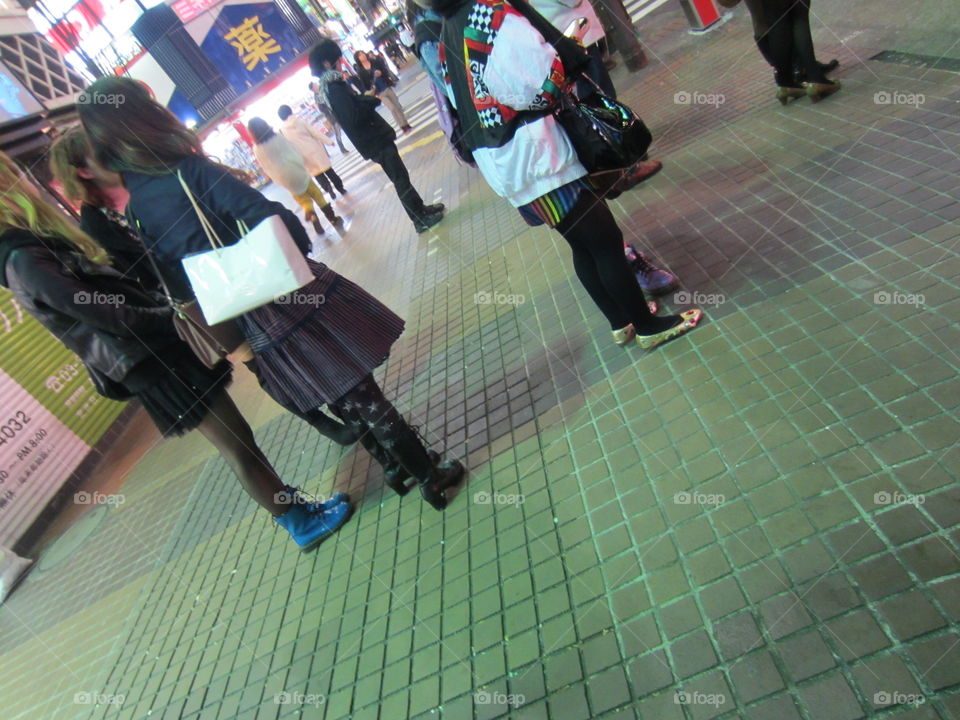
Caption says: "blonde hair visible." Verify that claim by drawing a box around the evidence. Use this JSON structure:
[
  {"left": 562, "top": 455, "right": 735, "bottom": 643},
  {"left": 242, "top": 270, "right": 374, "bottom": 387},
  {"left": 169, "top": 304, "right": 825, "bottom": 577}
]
[
  {"left": 0, "top": 150, "right": 109, "bottom": 264},
  {"left": 49, "top": 128, "right": 101, "bottom": 207}
]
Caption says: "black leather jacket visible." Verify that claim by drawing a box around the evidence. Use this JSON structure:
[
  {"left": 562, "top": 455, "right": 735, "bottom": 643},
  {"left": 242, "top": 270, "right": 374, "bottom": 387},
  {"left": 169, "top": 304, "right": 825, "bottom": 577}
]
[{"left": 0, "top": 229, "right": 174, "bottom": 383}]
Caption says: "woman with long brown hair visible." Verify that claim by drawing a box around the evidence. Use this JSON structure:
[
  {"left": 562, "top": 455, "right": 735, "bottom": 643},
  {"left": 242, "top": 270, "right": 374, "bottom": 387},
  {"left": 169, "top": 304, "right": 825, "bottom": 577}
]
[
  {"left": 48, "top": 128, "right": 360, "bottom": 448},
  {"left": 0, "top": 151, "right": 352, "bottom": 551},
  {"left": 77, "top": 76, "right": 465, "bottom": 510}
]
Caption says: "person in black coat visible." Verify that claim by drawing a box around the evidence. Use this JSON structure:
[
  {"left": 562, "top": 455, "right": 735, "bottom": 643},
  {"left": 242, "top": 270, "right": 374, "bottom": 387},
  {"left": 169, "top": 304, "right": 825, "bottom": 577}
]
[
  {"left": 78, "top": 77, "right": 465, "bottom": 511},
  {"left": 310, "top": 39, "right": 445, "bottom": 233},
  {"left": 48, "top": 128, "right": 360, "bottom": 449},
  {"left": 0, "top": 151, "right": 352, "bottom": 551}
]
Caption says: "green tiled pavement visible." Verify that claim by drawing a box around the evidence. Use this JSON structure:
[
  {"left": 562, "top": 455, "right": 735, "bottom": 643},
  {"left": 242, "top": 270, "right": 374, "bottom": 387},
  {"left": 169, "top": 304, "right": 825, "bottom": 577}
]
[{"left": 1, "top": 1, "right": 959, "bottom": 718}]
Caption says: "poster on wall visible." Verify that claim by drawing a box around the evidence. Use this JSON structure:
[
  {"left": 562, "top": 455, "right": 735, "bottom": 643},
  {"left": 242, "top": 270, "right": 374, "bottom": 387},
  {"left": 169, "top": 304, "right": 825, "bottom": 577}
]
[
  {"left": 0, "top": 60, "right": 44, "bottom": 124},
  {"left": 200, "top": 2, "right": 305, "bottom": 93},
  {"left": 0, "top": 290, "right": 125, "bottom": 550}
]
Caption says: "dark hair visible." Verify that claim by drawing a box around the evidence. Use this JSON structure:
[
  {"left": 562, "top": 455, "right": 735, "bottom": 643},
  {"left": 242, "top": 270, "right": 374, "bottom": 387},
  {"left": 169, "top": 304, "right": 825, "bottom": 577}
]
[
  {"left": 310, "top": 39, "right": 343, "bottom": 76},
  {"left": 77, "top": 76, "right": 203, "bottom": 174},
  {"left": 354, "top": 50, "right": 369, "bottom": 65},
  {"left": 247, "top": 118, "right": 275, "bottom": 144},
  {"left": 278, "top": 105, "right": 293, "bottom": 121}
]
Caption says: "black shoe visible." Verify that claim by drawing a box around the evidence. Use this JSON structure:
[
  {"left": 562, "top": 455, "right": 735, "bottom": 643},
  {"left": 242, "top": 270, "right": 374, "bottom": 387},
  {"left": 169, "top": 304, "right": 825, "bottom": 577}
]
[
  {"left": 819, "top": 59, "right": 839, "bottom": 75},
  {"left": 414, "top": 210, "right": 444, "bottom": 233},
  {"left": 419, "top": 459, "right": 465, "bottom": 511},
  {"left": 423, "top": 202, "right": 445, "bottom": 214},
  {"left": 384, "top": 451, "right": 440, "bottom": 496}
]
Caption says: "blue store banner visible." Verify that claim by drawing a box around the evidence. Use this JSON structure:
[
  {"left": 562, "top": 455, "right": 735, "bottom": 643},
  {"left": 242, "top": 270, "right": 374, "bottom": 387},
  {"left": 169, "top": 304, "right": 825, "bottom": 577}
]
[{"left": 201, "top": 2, "right": 304, "bottom": 93}]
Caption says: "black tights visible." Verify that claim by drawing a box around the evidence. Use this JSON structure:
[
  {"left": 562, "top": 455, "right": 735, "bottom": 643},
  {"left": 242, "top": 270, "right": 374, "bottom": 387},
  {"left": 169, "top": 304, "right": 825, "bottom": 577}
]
[
  {"left": 555, "top": 190, "right": 676, "bottom": 335},
  {"left": 329, "top": 375, "right": 433, "bottom": 480},
  {"left": 752, "top": 0, "right": 824, "bottom": 85}
]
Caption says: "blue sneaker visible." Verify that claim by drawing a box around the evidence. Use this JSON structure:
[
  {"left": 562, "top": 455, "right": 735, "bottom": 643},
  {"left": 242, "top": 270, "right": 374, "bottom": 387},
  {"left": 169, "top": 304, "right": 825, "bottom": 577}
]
[
  {"left": 275, "top": 499, "right": 353, "bottom": 551},
  {"left": 280, "top": 485, "right": 348, "bottom": 512}
]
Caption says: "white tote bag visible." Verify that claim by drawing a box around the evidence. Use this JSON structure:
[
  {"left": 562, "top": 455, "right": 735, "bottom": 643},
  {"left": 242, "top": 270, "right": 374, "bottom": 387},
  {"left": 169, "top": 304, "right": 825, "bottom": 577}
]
[{"left": 178, "top": 171, "right": 314, "bottom": 324}]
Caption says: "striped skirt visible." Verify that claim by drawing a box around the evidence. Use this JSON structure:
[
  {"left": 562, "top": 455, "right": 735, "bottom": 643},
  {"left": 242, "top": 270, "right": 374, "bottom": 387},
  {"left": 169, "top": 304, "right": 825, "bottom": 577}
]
[
  {"left": 236, "top": 264, "right": 405, "bottom": 411},
  {"left": 517, "top": 178, "right": 589, "bottom": 228}
]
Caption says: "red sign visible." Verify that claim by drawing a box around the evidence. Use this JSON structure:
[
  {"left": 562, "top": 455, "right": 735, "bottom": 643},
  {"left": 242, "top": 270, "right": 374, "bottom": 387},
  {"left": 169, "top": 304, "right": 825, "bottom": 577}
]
[{"left": 172, "top": 0, "right": 220, "bottom": 23}]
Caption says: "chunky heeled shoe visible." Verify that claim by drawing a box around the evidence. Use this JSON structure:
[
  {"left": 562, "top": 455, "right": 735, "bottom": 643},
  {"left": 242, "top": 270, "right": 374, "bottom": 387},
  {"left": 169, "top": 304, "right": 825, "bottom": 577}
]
[
  {"left": 419, "top": 459, "right": 466, "bottom": 511},
  {"left": 804, "top": 80, "right": 841, "bottom": 103},
  {"left": 776, "top": 86, "right": 806, "bottom": 105},
  {"left": 383, "top": 451, "right": 440, "bottom": 496},
  {"left": 636, "top": 309, "right": 703, "bottom": 349}
]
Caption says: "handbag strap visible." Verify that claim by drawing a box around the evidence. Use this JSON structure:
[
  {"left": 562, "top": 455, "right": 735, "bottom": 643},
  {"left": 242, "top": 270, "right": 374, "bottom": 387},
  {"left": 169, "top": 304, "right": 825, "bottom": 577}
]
[
  {"left": 124, "top": 205, "right": 228, "bottom": 355},
  {"left": 503, "top": 0, "right": 591, "bottom": 80},
  {"left": 124, "top": 205, "right": 178, "bottom": 311},
  {"left": 176, "top": 169, "right": 224, "bottom": 251}
]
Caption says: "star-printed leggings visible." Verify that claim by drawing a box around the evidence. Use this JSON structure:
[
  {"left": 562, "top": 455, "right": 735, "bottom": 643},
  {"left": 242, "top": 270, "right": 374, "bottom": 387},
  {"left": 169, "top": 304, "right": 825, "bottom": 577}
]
[{"left": 328, "top": 375, "right": 433, "bottom": 480}]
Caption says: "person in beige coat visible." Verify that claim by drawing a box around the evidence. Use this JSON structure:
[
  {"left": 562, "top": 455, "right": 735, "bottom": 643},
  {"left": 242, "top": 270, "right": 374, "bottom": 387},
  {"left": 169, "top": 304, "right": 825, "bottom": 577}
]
[
  {"left": 278, "top": 105, "right": 348, "bottom": 199},
  {"left": 248, "top": 117, "right": 343, "bottom": 234}
]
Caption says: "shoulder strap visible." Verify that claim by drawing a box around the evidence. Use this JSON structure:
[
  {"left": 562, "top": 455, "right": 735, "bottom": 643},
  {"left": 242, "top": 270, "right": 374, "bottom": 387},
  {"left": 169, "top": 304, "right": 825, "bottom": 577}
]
[{"left": 502, "top": 0, "right": 591, "bottom": 78}]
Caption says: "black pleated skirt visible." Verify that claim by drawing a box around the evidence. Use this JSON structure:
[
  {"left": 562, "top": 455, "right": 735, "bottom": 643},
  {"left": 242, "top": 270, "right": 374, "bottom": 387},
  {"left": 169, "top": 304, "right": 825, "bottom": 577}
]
[{"left": 126, "top": 344, "right": 233, "bottom": 437}]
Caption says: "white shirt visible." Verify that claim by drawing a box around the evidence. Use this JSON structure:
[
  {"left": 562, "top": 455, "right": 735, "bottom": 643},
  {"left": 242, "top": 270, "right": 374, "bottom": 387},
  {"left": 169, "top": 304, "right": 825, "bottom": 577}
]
[{"left": 470, "top": 12, "right": 586, "bottom": 206}]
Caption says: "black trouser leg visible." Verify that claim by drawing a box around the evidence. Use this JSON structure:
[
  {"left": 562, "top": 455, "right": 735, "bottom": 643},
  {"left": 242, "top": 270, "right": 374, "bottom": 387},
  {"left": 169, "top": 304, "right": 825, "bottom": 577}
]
[
  {"left": 374, "top": 144, "right": 426, "bottom": 224},
  {"left": 555, "top": 189, "right": 668, "bottom": 334},
  {"left": 314, "top": 171, "right": 335, "bottom": 197},
  {"left": 788, "top": 0, "right": 823, "bottom": 82},
  {"left": 750, "top": 0, "right": 797, "bottom": 86},
  {"left": 329, "top": 375, "right": 434, "bottom": 480},
  {"left": 325, "top": 167, "right": 346, "bottom": 194}
]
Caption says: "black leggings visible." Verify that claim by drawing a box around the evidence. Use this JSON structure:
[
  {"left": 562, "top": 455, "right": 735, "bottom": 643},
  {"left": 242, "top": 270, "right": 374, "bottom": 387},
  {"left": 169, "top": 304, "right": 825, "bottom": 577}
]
[
  {"left": 315, "top": 167, "right": 346, "bottom": 196},
  {"left": 749, "top": 0, "right": 823, "bottom": 85},
  {"left": 555, "top": 190, "right": 674, "bottom": 335},
  {"left": 329, "top": 375, "right": 433, "bottom": 480}
]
